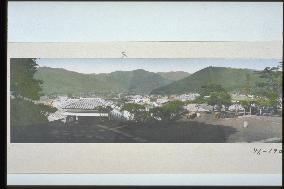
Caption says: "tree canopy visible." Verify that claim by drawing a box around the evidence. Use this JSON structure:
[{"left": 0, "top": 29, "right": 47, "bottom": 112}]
[
  {"left": 10, "top": 58, "right": 43, "bottom": 100},
  {"left": 150, "top": 100, "right": 184, "bottom": 121},
  {"left": 10, "top": 58, "right": 57, "bottom": 127},
  {"left": 198, "top": 84, "right": 232, "bottom": 107},
  {"left": 122, "top": 103, "right": 151, "bottom": 122},
  {"left": 255, "top": 63, "right": 282, "bottom": 109},
  {"left": 122, "top": 103, "right": 145, "bottom": 113},
  {"left": 206, "top": 91, "right": 232, "bottom": 107}
]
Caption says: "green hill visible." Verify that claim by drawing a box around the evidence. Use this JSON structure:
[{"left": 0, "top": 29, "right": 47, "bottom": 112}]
[
  {"left": 34, "top": 67, "right": 173, "bottom": 95},
  {"left": 157, "top": 71, "right": 190, "bottom": 81},
  {"left": 150, "top": 67, "right": 262, "bottom": 95}
]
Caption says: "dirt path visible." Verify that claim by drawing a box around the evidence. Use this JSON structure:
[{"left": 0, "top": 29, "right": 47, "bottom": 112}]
[{"left": 192, "top": 115, "right": 282, "bottom": 142}]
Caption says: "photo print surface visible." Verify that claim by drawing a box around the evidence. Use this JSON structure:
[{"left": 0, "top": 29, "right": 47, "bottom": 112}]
[{"left": 10, "top": 58, "right": 283, "bottom": 143}]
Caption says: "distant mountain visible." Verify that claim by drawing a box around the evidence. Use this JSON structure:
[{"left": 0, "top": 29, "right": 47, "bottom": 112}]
[
  {"left": 150, "top": 67, "right": 262, "bottom": 95},
  {"left": 157, "top": 71, "right": 190, "bottom": 81},
  {"left": 34, "top": 67, "right": 173, "bottom": 95}
]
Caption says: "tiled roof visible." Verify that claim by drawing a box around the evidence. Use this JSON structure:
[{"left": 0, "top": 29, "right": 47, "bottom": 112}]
[{"left": 63, "top": 98, "right": 106, "bottom": 110}]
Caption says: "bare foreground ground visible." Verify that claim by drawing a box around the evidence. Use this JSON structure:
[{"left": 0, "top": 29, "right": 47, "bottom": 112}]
[{"left": 11, "top": 115, "right": 282, "bottom": 143}]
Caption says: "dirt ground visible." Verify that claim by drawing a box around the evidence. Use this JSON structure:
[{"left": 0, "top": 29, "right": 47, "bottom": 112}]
[
  {"left": 10, "top": 114, "right": 282, "bottom": 143},
  {"left": 187, "top": 114, "right": 282, "bottom": 143}
]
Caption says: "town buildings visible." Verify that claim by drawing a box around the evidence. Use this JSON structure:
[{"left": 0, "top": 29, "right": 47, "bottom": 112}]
[{"left": 40, "top": 91, "right": 279, "bottom": 124}]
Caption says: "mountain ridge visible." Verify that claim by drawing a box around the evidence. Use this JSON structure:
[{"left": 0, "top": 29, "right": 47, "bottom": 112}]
[
  {"left": 150, "top": 66, "right": 262, "bottom": 95},
  {"left": 157, "top": 71, "right": 191, "bottom": 81},
  {"left": 35, "top": 67, "right": 183, "bottom": 95},
  {"left": 35, "top": 66, "right": 265, "bottom": 96}
]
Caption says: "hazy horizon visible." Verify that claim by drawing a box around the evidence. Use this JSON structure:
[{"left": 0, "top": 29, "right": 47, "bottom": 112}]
[
  {"left": 38, "top": 66, "right": 192, "bottom": 74},
  {"left": 36, "top": 58, "right": 281, "bottom": 74}
]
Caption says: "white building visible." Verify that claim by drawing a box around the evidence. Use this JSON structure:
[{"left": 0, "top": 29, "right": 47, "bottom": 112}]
[
  {"left": 228, "top": 104, "right": 245, "bottom": 111},
  {"left": 110, "top": 108, "right": 134, "bottom": 121},
  {"left": 184, "top": 103, "right": 213, "bottom": 112},
  {"left": 177, "top": 93, "right": 200, "bottom": 102},
  {"left": 48, "top": 110, "right": 67, "bottom": 122},
  {"left": 129, "top": 96, "right": 150, "bottom": 104},
  {"left": 59, "top": 98, "right": 113, "bottom": 123},
  {"left": 156, "top": 97, "right": 169, "bottom": 105},
  {"left": 122, "top": 110, "right": 134, "bottom": 120}
]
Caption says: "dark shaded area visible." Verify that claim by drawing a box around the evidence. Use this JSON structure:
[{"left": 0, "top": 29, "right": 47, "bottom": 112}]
[
  {"left": 11, "top": 120, "right": 237, "bottom": 143},
  {"left": 10, "top": 98, "right": 56, "bottom": 127},
  {"left": 119, "top": 121, "right": 237, "bottom": 143}
]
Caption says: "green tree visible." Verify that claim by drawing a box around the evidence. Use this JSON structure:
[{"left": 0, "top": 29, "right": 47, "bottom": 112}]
[
  {"left": 198, "top": 84, "right": 232, "bottom": 110},
  {"left": 10, "top": 58, "right": 43, "bottom": 100},
  {"left": 122, "top": 103, "right": 145, "bottom": 113},
  {"left": 254, "top": 97, "right": 270, "bottom": 107},
  {"left": 122, "top": 103, "right": 148, "bottom": 122},
  {"left": 256, "top": 63, "right": 282, "bottom": 110},
  {"left": 151, "top": 100, "right": 184, "bottom": 121},
  {"left": 207, "top": 91, "right": 231, "bottom": 107},
  {"left": 95, "top": 106, "right": 113, "bottom": 113},
  {"left": 239, "top": 99, "right": 256, "bottom": 115},
  {"left": 10, "top": 58, "right": 57, "bottom": 127},
  {"left": 244, "top": 73, "right": 251, "bottom": 95}
]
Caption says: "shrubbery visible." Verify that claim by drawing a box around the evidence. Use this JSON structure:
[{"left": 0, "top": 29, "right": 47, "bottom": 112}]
[{"left": 11, "top": 98, "right": 57, "bottom": 127}]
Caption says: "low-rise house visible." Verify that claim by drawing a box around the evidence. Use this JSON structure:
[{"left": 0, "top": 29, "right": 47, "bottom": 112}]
[
  {"left": 177, "top": 93, "right": 200, "bottom": 102},
  {"left": 122, "top": 110, "right": 134, "bottom": 120},
  {"left": 184, "top": 104, "right": 199, "bottom": 112},
  {"left": 198, "top": 103, "right": 213, "bottom": 112},
  {"left": 156, "top": 97, "right": 169, "bottom": 105},
  {"left": 231, "top": 93, "right": 254, "bottom": 103},
  {"left": 228, "top": 104, "right": 245, "bottom": 111},
  {"left": 110, "top": 108, "right": 123, "bottom": 119},
  {"left": 48, "top": 110, "right": 67, "bottom": 122},
  {"left": 61, "top": 98, "right": 112, "bottom": 123},
  {"left": 127, "top": 95, "right": 151, "bottom": 105},
  {"left": 148, "top": 101, "right": 160, "bottom": 107},
  {"left": 184, "top": 103, "right": 213, "bottom": 112},
  {"left": 110, "top": 108, "right": 134, "bottom": 121},
  {"left": 213, "top": 105, "right": 226, "bottom": 112}
]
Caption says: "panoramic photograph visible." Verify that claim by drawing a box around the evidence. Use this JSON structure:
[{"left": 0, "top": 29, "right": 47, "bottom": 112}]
[{"left": 10, "top": 58, "right": 282, "bottom": 143}]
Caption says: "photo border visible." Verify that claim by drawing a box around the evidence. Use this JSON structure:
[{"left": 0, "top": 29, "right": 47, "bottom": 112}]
[{"left": 3, "top": 0, "right": 283, "bottom": 188}]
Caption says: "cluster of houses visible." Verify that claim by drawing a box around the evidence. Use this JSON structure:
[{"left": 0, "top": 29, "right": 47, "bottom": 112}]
[
  {"left": 38, "top": 92, "right": 281, "bottom": 124},
  {"left": 41, "top": 96, "right": 135, "bottom": 123},
  {"left": 40, "top": 93, "right": 201, "bottom": 123},
  {"left": 125, "top": 93, "right": 200, "bottom": 107}
]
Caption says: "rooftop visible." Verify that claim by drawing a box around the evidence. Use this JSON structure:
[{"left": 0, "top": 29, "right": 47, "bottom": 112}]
[{"left": 63, "top": 98, "right": 106, "bottom": 110}]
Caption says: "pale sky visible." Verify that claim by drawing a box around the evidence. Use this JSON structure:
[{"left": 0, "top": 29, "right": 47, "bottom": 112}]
[
  {"left": 8, "top": 2, "right": 283, "bottom": 42},
  {"left": 36, "top": 58, "right": 281, "bottom": 74}
]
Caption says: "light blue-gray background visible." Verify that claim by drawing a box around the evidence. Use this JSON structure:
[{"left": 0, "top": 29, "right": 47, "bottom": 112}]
[
  {"left": 8, "top": 2, "right": 283, "bottom": 42},
  {"left": 7, "top": 2, "right": 282, "bottom": 186},
  {"left": 7, "top": 174, "right": 282, "bottom": 186}
]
